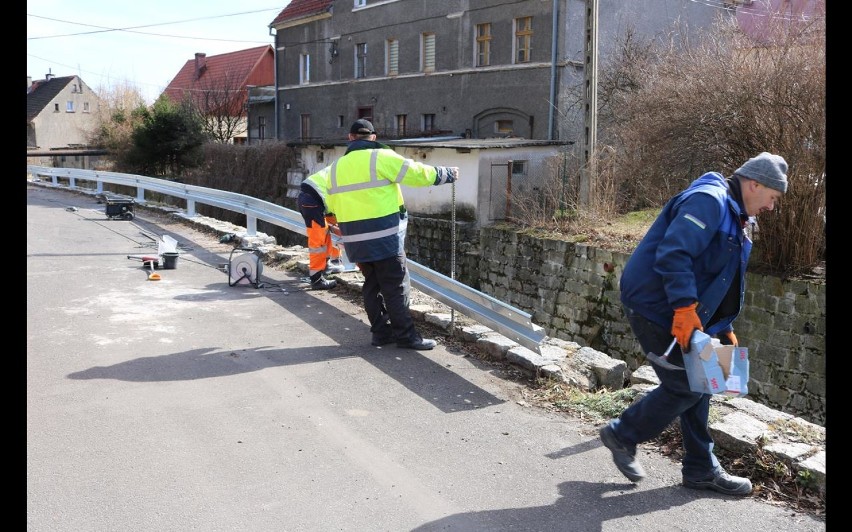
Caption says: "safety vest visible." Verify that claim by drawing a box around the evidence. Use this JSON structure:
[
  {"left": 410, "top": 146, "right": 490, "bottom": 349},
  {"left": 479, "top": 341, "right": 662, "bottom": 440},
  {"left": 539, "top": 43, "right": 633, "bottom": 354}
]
[{"left": 303, "top": 147, "right": 440, "bottom": 263}]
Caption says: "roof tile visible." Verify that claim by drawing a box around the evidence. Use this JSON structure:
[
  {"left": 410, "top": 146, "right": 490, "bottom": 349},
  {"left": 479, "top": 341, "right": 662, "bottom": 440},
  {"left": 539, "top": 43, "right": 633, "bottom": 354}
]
[{"left": 270, "top": 0, "right": 333, "bottom": 26}]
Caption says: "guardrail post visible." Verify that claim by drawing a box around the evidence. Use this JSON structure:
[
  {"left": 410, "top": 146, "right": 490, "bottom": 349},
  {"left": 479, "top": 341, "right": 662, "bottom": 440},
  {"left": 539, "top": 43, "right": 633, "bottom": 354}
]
[
  {"left": 186, "top": 199, "right": 196, "bottom": 217},
  {"left": 246, "top": 215, "right": 257, "bottom": 236},
  {"left": 136, "top": 188, "right": 145, "bottom": 203},
  {"left": 96, "top": 181, "right": 103, "bottom": 194}
]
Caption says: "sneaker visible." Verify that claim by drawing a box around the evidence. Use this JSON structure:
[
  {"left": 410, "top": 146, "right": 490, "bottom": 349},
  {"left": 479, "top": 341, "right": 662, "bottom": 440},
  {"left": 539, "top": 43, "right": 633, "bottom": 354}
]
[
  {"left": 396, "top": 337, "right": 437, "bottom": 350},
  {"left": 599, "top": 422, "right": 646, "bottom": 482},
  {"left": 325, "top": 260, "right": 345, "bottom": 274},
  {"left": 683, "top": 470, "right": 752, "bottom": 496}
]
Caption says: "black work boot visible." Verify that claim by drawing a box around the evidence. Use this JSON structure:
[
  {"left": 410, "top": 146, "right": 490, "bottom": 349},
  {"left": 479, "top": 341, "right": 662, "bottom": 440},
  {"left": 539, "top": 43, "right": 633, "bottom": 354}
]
[{"left": 310, "top": 272, "right": 337, "bottom": 290}]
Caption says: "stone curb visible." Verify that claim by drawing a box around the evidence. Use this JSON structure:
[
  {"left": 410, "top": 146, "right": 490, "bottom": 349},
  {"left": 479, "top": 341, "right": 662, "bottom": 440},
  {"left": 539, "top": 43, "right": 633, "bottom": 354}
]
[
  {"left": 259, "top": 229, "right": 826, "bottom": 497},
  {"left": 36, "top": 185, "right": 826, "bottom": 496}
]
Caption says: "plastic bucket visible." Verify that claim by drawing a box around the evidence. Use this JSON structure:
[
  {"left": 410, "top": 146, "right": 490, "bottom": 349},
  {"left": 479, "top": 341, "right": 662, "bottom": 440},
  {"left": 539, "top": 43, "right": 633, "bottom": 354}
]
[{"left": 161, "top": 252, "right": 179, "bottom": 269}]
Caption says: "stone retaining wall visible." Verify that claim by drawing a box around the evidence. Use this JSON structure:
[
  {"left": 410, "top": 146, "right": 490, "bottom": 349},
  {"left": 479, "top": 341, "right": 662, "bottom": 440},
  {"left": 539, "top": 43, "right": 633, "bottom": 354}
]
[{"left": 406, "top": 217, "right": 826, "bottom": 426}]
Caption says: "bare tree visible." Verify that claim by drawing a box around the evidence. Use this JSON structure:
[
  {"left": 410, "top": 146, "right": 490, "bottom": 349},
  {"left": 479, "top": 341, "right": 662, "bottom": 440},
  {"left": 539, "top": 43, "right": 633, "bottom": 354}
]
[
  {"left": 88, "top": 81, "right": 149, "bottom": 169},
  {"left": 186, "top": 68, "right": 249, "bottom": 144},
  {"left": 510, "top": 6, "right": 825, "bottom": 277}
]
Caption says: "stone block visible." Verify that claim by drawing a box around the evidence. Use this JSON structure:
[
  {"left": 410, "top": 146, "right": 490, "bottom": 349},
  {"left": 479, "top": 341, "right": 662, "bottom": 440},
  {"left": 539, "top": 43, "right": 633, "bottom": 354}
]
[
  {"left": 630, "top": 365, "right": 660, "bottom": 385},
  {"left": 475, "top": 332, "right": 518, "bottom": 361},
  {"left": 574, "top": 347, "right": 628, "bottom": 390}
]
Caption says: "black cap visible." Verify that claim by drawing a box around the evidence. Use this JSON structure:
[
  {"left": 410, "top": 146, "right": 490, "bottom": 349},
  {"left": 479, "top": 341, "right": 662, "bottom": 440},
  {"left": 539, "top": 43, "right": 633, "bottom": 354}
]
[{"left": 350, "top": 119, "right": 375, "bottom": 135}]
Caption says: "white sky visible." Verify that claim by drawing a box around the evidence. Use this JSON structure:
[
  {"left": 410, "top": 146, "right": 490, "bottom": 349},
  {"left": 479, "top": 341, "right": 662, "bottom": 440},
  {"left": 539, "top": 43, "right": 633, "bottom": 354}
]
[{"left": 27, "top": 1, "right": 291, "bottom": 104}]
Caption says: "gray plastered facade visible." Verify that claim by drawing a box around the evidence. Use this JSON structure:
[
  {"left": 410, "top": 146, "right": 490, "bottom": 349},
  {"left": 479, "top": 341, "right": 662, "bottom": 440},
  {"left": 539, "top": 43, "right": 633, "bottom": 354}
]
[{"left": 269, "top": 0, "right": 721, "bottom": 143}]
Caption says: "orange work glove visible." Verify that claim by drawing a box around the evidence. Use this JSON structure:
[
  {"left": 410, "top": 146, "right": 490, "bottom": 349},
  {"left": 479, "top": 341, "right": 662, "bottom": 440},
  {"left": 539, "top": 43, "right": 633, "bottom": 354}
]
[
  {"left": 717, "top": 330, "right": 738, "bottom": 346},
  {"left": 671, "top": 302, "right": 703, "bottom": 351}
]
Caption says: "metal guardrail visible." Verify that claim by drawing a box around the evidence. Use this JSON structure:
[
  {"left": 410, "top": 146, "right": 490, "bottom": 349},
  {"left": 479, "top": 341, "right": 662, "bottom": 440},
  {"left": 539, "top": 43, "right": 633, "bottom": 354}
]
[{"left": 27, "top": 165, "right": 546, "bottom": 353}]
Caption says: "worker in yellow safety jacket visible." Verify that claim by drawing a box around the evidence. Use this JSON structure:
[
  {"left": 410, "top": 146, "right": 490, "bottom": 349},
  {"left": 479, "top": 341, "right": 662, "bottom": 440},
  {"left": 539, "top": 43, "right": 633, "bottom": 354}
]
[{"left": 300, "top": 119, "right": 459, "bottom": 350}]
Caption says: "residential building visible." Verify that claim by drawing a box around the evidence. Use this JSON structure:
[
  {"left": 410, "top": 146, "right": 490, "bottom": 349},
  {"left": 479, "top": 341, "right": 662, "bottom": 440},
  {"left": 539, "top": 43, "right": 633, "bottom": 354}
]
[
  {"left": 266, "top": 0, "right": 725, "bottom": 144},
  {"left": 265, "top": 0, "right": 823, "bottom": 227},
  {"left": 27, "top": 73, "right": 104, "bottom": 167},
  {"left": 162, "top": 45, "right": 275, "bottom": 144}
]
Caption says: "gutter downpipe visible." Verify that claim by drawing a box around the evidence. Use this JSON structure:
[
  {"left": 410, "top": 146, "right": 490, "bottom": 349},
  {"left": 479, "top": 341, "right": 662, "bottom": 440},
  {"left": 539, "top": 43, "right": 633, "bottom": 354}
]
[
  {"left": 548, "top": 0, "right": 559, "bottom": 140},
  {"left": 269, "top": 26, "right": 279, "bottom": 141}
]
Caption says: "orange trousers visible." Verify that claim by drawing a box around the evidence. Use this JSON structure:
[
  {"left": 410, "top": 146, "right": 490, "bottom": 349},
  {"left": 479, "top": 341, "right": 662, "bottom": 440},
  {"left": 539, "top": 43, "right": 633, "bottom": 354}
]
[{"left": 306, "top": 215, "right": 341, "bottom": 276}]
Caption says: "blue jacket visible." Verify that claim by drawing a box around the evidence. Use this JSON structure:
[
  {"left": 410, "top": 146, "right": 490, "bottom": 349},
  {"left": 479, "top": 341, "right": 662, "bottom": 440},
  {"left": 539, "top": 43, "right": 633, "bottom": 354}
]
[{"left": 619, "top": 171, "right": 751, "bottom": 335}]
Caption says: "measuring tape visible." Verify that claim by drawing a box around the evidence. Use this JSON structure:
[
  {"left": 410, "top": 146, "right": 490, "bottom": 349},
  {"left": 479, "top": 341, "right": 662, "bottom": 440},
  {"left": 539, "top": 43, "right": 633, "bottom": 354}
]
[{"left": 450, "top": 177, "right": 456, "bottom": 329}]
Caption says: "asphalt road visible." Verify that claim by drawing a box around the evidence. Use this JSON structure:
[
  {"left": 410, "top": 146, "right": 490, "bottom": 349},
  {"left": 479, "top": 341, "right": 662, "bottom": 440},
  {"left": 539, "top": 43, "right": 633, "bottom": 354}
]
[{"left": 26, "top": 184, "right": 826, "bottom": 532}]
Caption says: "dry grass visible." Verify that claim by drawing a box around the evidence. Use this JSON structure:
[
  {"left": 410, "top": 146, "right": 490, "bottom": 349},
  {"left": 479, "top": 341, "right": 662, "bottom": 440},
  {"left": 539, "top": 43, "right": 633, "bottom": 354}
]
[{"left": 523, "top": 380, "right": 826, "bottom": 519}]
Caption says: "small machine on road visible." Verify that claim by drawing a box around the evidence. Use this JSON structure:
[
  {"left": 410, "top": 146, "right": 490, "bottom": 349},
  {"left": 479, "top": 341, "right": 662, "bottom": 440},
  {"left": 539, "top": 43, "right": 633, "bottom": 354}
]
[{"left": 103, "top": 196, "right": 135, "bottom": 220}]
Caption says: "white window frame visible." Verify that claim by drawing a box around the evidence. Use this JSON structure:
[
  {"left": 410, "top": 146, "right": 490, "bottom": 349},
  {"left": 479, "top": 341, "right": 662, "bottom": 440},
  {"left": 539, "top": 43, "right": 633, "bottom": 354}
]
[
  {"left": 354, "top": 0, "right": 366, "bottom": 7},
  {"left": 386, "top": 38, "right": 399, "bottom": 76},
  {"left": 65, "top": 101, "right": 75, "bottom": 112},
  {"left": 514, "top": 16, "right": 532, "bottom": 64},
  {"left": 300, "top": 53, "right": 311, "bottom": 84},
  {"left": 421, "top": 32, "right": 435, "bottom": 73}
]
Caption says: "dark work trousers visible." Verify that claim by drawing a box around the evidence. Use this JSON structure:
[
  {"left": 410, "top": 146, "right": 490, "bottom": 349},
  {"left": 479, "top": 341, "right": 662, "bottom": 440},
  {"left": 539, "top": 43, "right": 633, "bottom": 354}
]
[
  {"left": 357, "top": 254, "right": 416, "bottom": 343},
  {"left": 612, "top": 305, "right": 720, "bottom": 481}
]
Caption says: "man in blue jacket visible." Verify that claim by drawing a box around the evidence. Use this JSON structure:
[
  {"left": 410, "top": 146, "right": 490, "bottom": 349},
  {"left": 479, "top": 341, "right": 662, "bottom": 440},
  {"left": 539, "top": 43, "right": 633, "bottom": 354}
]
[{"left": 600, "top": 152, "right": 788, "bottom": 496}]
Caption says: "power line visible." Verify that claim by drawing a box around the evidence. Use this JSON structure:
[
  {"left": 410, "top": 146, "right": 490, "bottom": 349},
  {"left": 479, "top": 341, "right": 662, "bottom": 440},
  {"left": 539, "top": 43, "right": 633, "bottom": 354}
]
[
  {"left": 684, "top": 0, "right": 823, "bottom": 22},
  {"left": 26, "top": 8, "right": 281, "bottom": 40}
]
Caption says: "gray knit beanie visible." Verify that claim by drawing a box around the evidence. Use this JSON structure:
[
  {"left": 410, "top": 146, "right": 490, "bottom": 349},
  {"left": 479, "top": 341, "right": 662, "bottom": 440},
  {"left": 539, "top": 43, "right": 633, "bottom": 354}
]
[{"left": 734, "top": 152, "right": 788, "bottom": 193}]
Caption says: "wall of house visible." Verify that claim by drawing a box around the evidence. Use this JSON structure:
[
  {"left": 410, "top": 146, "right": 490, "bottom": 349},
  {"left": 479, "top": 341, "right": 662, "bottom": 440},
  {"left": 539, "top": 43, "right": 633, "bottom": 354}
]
[
  {"left": 294, "top": 143, "right": 569, "bottom": 227},
  {"left": 247, "top": 100, "right": 276, "bottom": 145},
  {"left": 405, "top": 217, "right": 827, "bottom": 426},
  {"left": 272, "top": 0, "right": 723, "bottom": 143},
  {"left": 31, "top": 77, "right": 101, "bottom": 151}
]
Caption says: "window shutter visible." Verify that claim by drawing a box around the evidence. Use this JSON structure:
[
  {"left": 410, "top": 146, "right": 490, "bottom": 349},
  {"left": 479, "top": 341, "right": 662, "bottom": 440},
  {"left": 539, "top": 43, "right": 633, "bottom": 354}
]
[{"left": 423, "top": 33, "right": 435, "bottom": 73}]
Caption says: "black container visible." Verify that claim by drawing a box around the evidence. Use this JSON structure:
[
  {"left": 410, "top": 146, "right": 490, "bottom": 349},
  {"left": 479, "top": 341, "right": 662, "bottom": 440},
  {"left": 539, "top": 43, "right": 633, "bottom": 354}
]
[
  {"left": 105, "top": 198, "right": 135, "bottom": 220},
  {"left": 161, "top": 252, "right": 179, "bottom": 269}
]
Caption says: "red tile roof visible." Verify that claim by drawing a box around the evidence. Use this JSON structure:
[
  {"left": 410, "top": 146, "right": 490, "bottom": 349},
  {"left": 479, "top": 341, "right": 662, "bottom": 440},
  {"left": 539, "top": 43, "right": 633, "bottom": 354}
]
[
  {"left": 161, "top": 45, "right": 274, "bottom": 113},
  {"left": 270, "top": 0, "right": 333, "bottom": 26}
]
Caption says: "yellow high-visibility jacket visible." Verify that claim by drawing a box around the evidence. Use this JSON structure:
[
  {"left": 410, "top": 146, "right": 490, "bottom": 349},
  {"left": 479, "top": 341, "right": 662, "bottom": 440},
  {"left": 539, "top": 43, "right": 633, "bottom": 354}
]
[{"left": 302, "top": 141, "right": 456, "bottom": 263}]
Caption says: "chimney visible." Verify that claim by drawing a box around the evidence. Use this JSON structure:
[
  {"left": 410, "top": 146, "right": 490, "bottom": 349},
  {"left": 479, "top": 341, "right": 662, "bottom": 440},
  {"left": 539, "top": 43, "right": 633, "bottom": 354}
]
[
  {"left": 195, "top": 53, "right": 207, "bottom": 80},
  {"left": 45, "top": 68, "right": 55, "bottom": 81}
]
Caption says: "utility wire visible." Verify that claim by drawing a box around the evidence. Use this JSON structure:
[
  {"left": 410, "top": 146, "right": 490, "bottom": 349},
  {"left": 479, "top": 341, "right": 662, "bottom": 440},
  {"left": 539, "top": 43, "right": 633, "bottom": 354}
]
[{"left": 27, "top": 9, "right": 281, "bottom": 40}]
